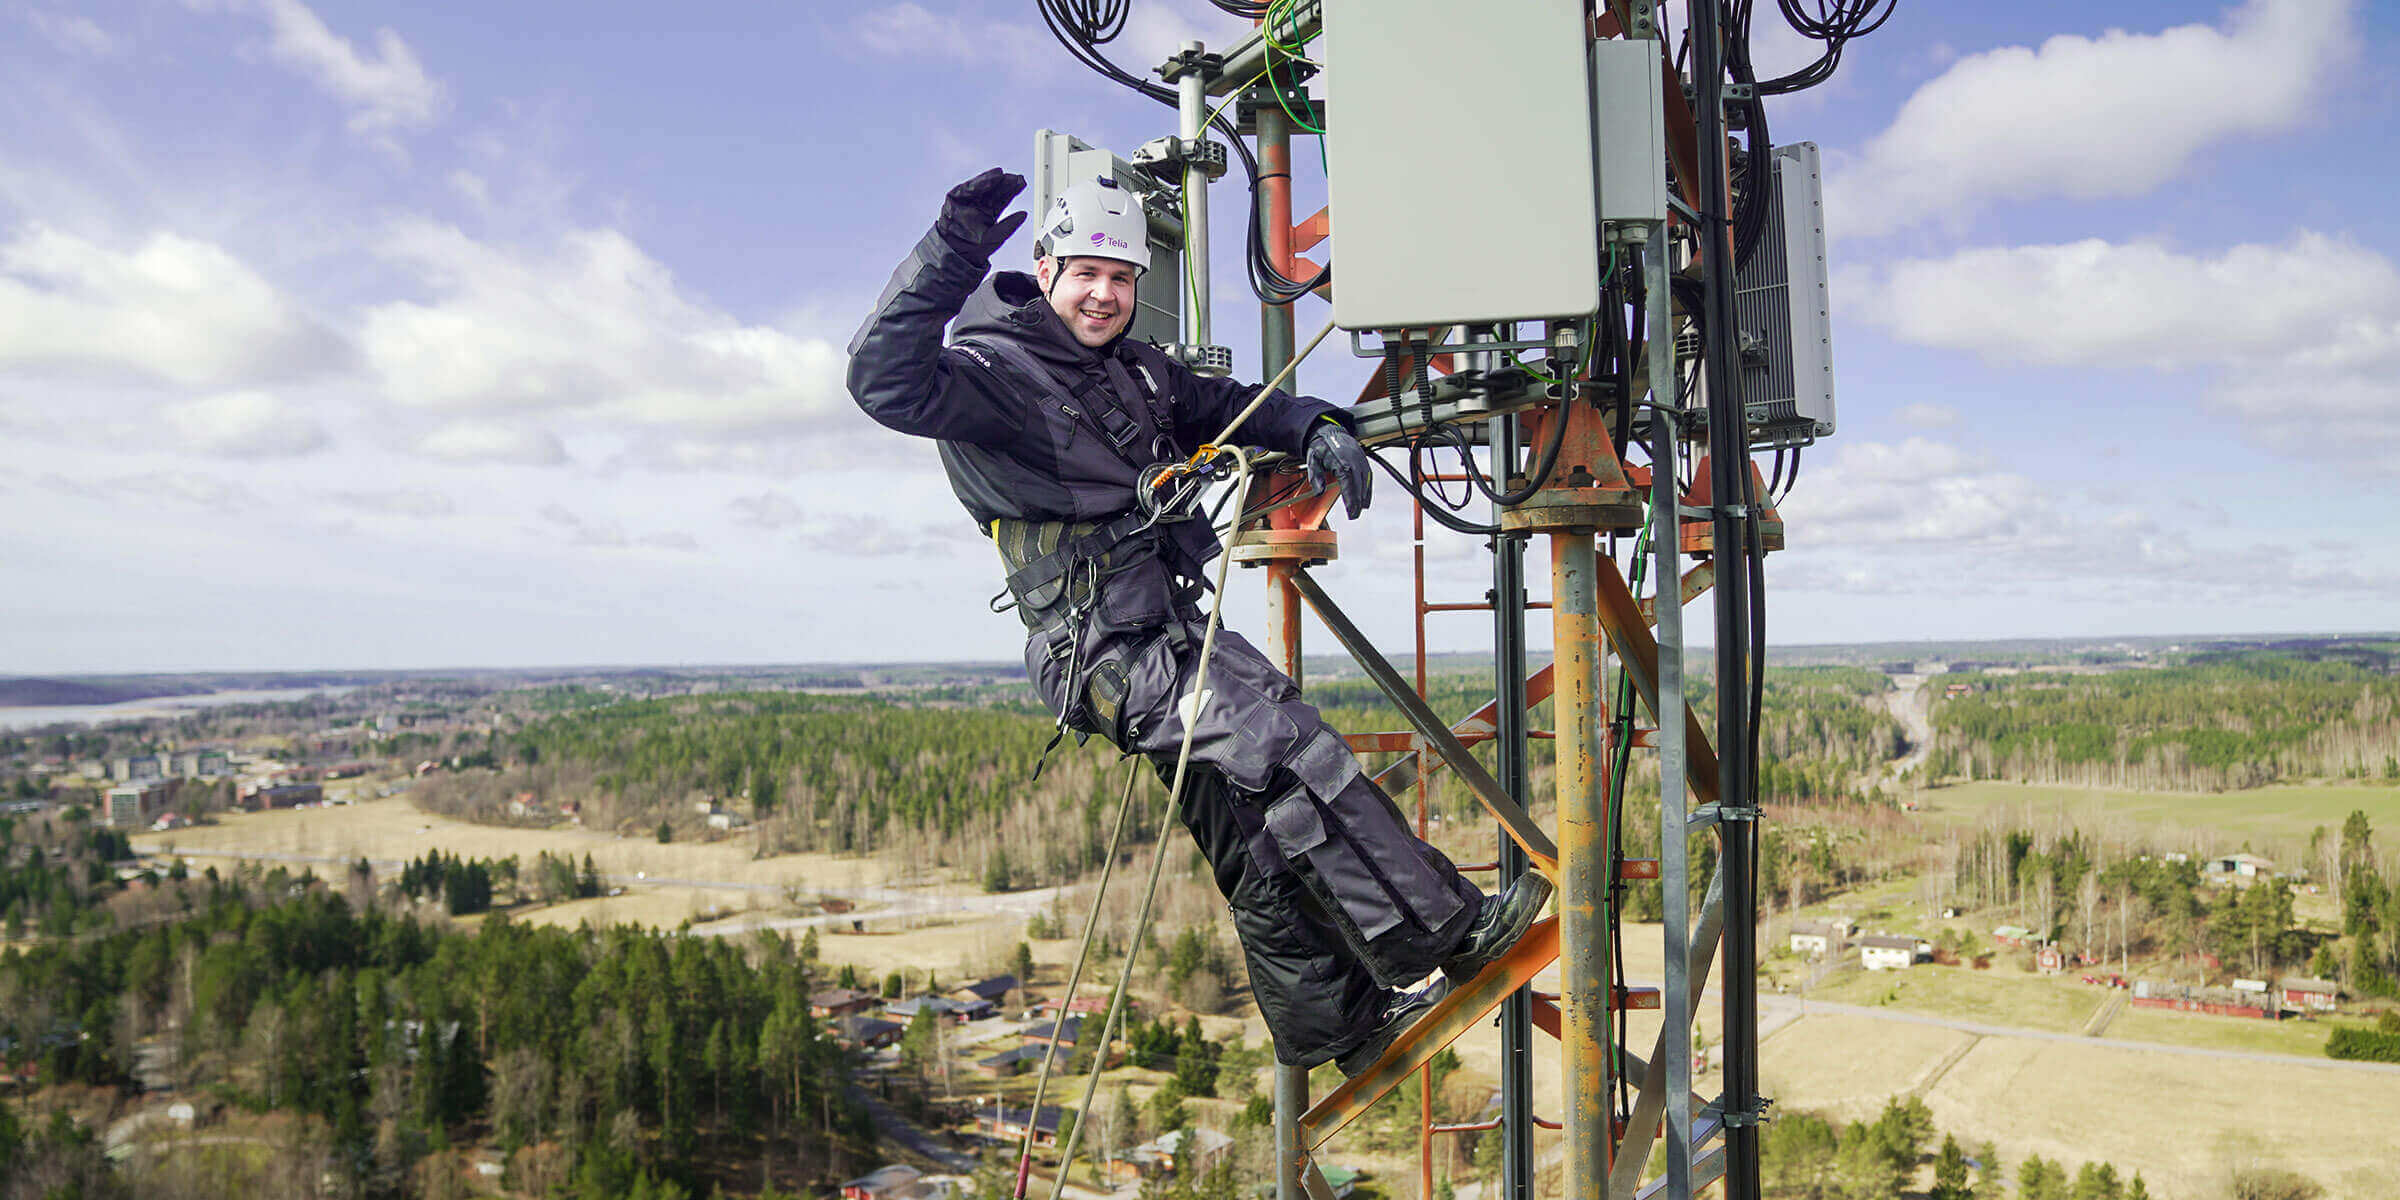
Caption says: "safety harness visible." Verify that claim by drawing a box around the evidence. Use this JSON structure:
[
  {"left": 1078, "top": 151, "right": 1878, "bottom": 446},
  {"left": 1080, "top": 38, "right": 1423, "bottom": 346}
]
[{"left": 959, "top": 334, "right": 1201, "bottom": 779}]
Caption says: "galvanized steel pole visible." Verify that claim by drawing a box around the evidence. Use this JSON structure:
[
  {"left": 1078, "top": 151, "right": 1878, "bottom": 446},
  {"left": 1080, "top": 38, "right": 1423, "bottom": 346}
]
[
  {"left": 1489, "top": 417, "right": 1536, "bottom": 1200},
  {"left": 1177, "top": 40, "right": 1213, "bottom": 347},
  {"left": 1639, "top": 221, "right": 1696, "bottom": 1198}
]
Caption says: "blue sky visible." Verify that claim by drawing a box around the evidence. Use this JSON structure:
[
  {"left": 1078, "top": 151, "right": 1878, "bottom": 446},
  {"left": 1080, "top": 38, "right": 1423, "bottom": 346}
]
[{"left": 2, "top": 0, "right": 2395, "bottom": 673}]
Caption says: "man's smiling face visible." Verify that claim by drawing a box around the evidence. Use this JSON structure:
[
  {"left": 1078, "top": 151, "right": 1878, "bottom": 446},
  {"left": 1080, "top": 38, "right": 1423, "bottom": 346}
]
[{"left": 1037, "top": 255, "right": 1139, "bottom": 347}]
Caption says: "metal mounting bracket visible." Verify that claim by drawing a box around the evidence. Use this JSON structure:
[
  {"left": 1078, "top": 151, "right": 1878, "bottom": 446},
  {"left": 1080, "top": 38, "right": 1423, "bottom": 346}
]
[
  {"left": 1131, "top": 134, "right": 1229, "bottom": 181},
  {"left": 1687, "top": 803, "right": 1759, "bottom": 829},
  {"left": 1157, "top": 47, "right": 1223, "bottom": 84},
  {"left": 1682, "top": 81, "right": 1755, "bottom": 104},
  {"left": 1702, "top": 1095, "right": 1773, "bottom": 1129},
  {"left": 1170, "top": 344, "right": 1234, "bottom": 377}
]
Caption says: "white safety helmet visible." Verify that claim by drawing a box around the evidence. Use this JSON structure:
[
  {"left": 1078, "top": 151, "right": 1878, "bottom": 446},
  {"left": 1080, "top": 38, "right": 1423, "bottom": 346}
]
[{"left": 1035, "top": 177, "right": 1151, "bottom": 273}]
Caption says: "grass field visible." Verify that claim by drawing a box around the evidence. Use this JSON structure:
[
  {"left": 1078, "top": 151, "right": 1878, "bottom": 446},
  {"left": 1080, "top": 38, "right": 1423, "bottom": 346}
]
[
  {"left": 1763, "top": 1011, "right": 2400, "bottom": 1200},
  {"left": 1914, "top": 780, "right": 2400, "bottom": 845},
  {"left": 1809, "top": 963, "right": 2103, "bottom": 1034},
  {"left": 2103, "top": 1005, "right": 2363, "bottom": 1057}
]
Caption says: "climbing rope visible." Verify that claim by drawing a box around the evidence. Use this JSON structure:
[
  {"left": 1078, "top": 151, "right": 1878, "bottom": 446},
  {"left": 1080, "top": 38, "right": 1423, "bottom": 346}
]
[
  {"left": 1008, "top": 758, "right": 1145, "bottom": 1196},
  {"left": 1014, "top": 315, "right": 1346, "bottom": 1198},
  {"left": 1015, "top": 447, "right": 1257, "bottom": 1200},
  {"left": 1148, "top": 315, "right": 1341, "bottom": 494}
]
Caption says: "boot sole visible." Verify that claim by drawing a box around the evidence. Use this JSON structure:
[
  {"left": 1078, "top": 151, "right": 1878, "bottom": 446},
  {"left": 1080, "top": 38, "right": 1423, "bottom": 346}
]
[
  {"left": 1443, "top": 872, "right": 1553, "bottom": 985},
  {"left": 1334, "top": 980, "right": 1451, "bottom": 1078}
]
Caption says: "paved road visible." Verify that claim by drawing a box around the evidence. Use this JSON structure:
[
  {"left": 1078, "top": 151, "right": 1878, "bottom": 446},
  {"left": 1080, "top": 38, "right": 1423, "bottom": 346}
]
[{"left": 1760, "top": 993, "right": 2400, "bottom": 1075}]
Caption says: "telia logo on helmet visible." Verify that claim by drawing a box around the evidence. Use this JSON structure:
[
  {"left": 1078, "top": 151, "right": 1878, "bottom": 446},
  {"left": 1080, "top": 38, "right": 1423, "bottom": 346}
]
[{"left": 1089, "top": 232, "right": 1130, "bottom": 250}]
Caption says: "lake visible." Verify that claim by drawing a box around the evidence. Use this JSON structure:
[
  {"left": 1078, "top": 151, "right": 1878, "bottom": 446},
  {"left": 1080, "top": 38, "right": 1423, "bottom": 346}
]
[{"left": 0, "top": 686, "right": 358, "bottom": 732}]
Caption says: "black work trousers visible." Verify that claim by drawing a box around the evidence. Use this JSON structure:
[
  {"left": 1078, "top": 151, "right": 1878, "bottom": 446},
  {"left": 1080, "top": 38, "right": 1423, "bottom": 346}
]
[{"left": 1032, "top": 607, "right": 1484, "bottom": 1067}]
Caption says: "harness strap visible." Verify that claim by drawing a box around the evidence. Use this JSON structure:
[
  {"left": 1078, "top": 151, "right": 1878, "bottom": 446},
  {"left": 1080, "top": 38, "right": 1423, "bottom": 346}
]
[{"left": 962, "top": 336, "right": 1160, "bottom": 470}]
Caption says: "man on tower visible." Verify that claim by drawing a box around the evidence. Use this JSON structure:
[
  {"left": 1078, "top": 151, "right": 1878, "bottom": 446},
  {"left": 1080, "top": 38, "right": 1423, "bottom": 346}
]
[{"left": 846, "top": 167, "right": 1550, "bottom": 1076}]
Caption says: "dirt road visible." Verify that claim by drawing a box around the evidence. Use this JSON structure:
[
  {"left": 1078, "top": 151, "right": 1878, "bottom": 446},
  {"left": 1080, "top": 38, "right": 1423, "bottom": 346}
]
[{"left": 1876, "top": 671, "right": 1935, "bottom": 789}]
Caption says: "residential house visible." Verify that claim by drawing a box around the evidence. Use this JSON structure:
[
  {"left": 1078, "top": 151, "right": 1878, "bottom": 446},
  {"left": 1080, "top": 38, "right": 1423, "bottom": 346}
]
[
  {"left": 1108, "top": 1128, "right": 1233, "bottom": 1184},
  {"left": 840, "top": 1164, "right": 925, "bottom": 1200},
  {"left": 1021, "top": 1017, "right": 1084, "bottom": 1046},
  {"left": 2279, "top": 977, "right": 2340, "bottom": 1013},
  {"left": 977, "top": 1105, "right": 1068, "bottom": 1147},
  {"left": 954, "top": 974, "right": 1020, "bottom": 1007},
  {"left": 809, "top": 988, "right": 880, "bottom": 1020},
  {"left": 975, "top": 1045, "right": 1048, "bottom": 1077},
  {"left": 1857, "top": 934, "right": 1920, "bottom": 971},
  {"left": 2204, "top": 853, "right": 2276, "bottom": 885},
  {"left": 1787, "top": 918, "right": 1850, "bottom": 959},
  {"left": 887, "top": 995, "right": 988, "bottom": 1024},
  {"left": 1991, "top": 925, "right": 2032, "bottom": 947},
  {"left": 1032, "top": 995, "right": 1109, "bottom": 1018},
  {"left": 836, "top": 1016, "right": 905, "bottom": 1050}
]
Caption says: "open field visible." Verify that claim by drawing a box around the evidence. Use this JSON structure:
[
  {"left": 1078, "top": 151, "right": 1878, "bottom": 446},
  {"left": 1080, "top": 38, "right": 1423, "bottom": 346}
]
[
  {"left": 1763, "top": 1011, "right": 2400, "bottom": 1200},
  {"left": 2103, "top": 1005, "right": 2363, "bottom": 1058},
  {"left": 1915, "top": 779, "right": 2400, "bottom": 844},
  {"left": 121, "top": 796, "right": 2400, "bottom": 1196},
  {"left": 1808, "top": 963, "right": 2103, "bottom": 1034},
  {"left": 132, "top": 794, "right": 892, "bottom": 892}
]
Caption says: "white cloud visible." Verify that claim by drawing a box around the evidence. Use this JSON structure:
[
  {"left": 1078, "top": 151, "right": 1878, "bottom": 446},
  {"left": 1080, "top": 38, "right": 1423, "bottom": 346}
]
[
  {"left": 251, "top": 0, "right": 444, "bottom": 137},
  {"left": 162, "top": 390, "right": 329, "bottom": 457},
  {"left": 327, "top": 488, "right": 453, "bottom": 517},
  {"left": 414, "top": 420, "right": 567, "bottom": 465},
  {"left": 1894, "top": 402, "right": 1958, "bottom": 429},
  {"left": 730, "top": 491, "right": 807, "bottom": 530},
  {"left": 45, "top": 470, "right": 260, "bottom": 512},
  {"left": 851, "top": 3, "right": 1051, "bottom": 77},
  {"left": 361, "top": 222, "right": 848, "bottom": 434},
  {"left": 1788, "top": 437, "right": 2042, "bottom": 547},
  {"left": 1844, "top": 232, "right": 2400, "bottom": 471},
  {"left": 27, "top": 11, "right": 123, "bottom": 57},
  {"left": 1777, "top": 437, "right": 2397, "bottom": 600},
  {"left": 0, "top": 225, "right": 346, "bottom": 387},
  {"left": 1844, "top": 232, "right": 2396, "bottom": 369},
  {"left": 1829, "top": 0, "right": 2352, "bottom": 237},
  {"left": 536, "top": 503, "right": 697, "bottom": 553}
]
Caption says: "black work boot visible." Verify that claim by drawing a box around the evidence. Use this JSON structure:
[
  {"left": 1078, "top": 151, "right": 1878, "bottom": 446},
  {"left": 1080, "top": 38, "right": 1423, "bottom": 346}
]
[
  {"left": 1440, "top": 870, "right": 1554, "bottom": 985},
  {"left": 1333, "top": 978, "right": 1450, "bottom": 1079}
]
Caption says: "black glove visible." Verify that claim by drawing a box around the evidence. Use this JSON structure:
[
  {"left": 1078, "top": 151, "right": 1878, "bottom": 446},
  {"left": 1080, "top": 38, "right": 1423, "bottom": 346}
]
[
  {"left": 936, "top": 167, "right": 1028, "bottom": 260},
  {"left": 1304, "top": 421, "right": 1373, "bottom": 520}
]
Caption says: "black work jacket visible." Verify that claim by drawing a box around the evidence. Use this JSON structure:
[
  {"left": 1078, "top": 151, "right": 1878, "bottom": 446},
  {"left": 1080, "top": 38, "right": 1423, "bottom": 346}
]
[{"left": 845, "top": 222, "right": 1348, "bottom": 569}]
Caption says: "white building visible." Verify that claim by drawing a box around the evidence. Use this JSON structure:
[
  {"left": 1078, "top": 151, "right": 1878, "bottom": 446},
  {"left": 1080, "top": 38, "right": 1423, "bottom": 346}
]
[
  {"left": 1787, "top": 918, "right": 1851, "bottom": 960},
  {"left": 1858, "top": 934, "right": 1921, "bottom": 971}
]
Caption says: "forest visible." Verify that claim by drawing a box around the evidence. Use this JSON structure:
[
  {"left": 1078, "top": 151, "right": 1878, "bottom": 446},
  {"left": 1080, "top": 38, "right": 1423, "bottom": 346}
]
[
  {"left": 0, "top": 858, "right": 871, "bottom": 1199},
  {"left": 1925, "top": 654, "right": 2400, "bottom": 791}
]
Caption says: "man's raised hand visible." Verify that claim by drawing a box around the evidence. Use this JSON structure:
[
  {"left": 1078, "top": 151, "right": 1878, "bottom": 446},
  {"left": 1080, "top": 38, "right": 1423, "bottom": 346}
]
[{"left": 938, "top": 167, "right": 1029, "bottom": 259}]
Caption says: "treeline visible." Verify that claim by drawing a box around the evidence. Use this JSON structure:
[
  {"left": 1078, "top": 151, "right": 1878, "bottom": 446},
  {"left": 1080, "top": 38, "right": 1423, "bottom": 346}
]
[
  {"left": 1, "top": 809, "right": 136, "bottom": 940},
  {"left": 2330, "top": 811, "right": 2400, "bottom": 998},
  {"left": 0, "top": 865, "right": 874, "bottom": 1198},
  {"left": 410, "top": 692, "right": 1138, "bottom": 892},
  {"left": 395, "top": 849, "right": 499, "bottom": 915},
  {"left": 2328, "top": 1012, "right": 2400, "bottom": 1062},
  {"left": 1928, "top": 653, "right": 2400, "bottom": 790},
  {"left": 1941, "top": 821, "right": 2329, "bottom": 981},
  {"left": 1761, "top": 1095, "right": 2151, "bottom": 1200}
]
